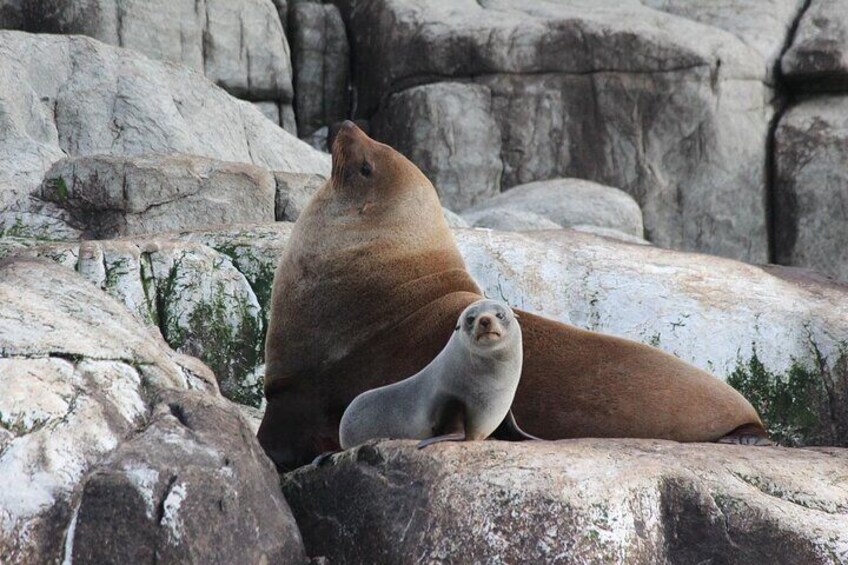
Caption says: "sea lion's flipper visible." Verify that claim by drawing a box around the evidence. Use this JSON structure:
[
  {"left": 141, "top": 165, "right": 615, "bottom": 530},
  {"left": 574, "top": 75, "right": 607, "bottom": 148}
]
[
  {"left": 490, "top": 409, "right": 543, "bottom": 442},
  {"left": 417, "top": 431, "right": 466, "bottom": 449},
  {"left": 419, "top": 395, "right": 467, "bottom": 449},
  {"left": 716, "top": 423, "right": 774, "bottom": 446}
]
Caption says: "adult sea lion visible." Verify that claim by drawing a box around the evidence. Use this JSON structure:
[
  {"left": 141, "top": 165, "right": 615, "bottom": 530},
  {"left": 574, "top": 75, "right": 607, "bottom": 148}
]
[
  {"left": 339, "top": 299, "right": 530, "bottom": 450},
  {"left": 257, "top": 121, "right": 768, "bottom": 470}
]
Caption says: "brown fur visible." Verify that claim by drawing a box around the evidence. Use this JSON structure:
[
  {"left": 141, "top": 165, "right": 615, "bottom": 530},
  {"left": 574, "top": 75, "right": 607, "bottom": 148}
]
[{"left": 257, "top": 121, "right": 767, "bottom": 470}]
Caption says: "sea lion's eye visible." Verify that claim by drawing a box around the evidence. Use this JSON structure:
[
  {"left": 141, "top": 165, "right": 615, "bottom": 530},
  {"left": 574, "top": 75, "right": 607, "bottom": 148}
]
[
  {"left": 496, "top": 312, "right": 505, "bottom": 320},
  {"left": 455, "top": 325, "right": 460, "bottom": 332},
  {"left": 360, "top": 162, "right": 372, "bottom": 177},
  {"left": 466, "top": 315, "right": 475, "bottom": 326}
]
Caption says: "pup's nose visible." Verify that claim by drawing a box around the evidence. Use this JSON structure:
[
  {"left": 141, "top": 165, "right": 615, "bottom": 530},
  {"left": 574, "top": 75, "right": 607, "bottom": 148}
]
[{"left": 479, "top": 316, "right": 491, "bottom": 329}]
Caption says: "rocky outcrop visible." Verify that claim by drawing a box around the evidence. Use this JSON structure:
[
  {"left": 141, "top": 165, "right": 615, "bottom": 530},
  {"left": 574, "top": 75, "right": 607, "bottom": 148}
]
[
  {"left": 282, "top": 439, "right": 848, "bottom": 564},
  {"left": 274, "top": 171, "right": 326, "bottom": 222},
  {"left": 0, "top": 30, "right": 329, "bottom": 239},
  {"left": 0, "top": 257, "right": 306, "bottom": 563},
  {"left": 6, "top": 223, "right": 848, "bottom": 443},
  {"left": 774, "top": 96, "right": 848, "bottom": 282},
  {"left": 782, "top": 0, "right": 848, "bottom": 92},
  {"left": 40, "top": 154, "right": 276, "bottom": 238},
  {"left": 5, "top": 0, "right": 294, "bottom": 114},
  {"left": 342, "top": 0, "right": 797, "bottom": 262},
  {"left": 373, "top": 82, "right": 502, "bottom": 211},
  {"left": 290, "top": 2, "right": 350, "bottom": 145},
  {"left": 71, "top": 389, "right": 306, "bottom": 564},
  {"left": 462, "top": 178, "right": 644, "bottom": 237}
]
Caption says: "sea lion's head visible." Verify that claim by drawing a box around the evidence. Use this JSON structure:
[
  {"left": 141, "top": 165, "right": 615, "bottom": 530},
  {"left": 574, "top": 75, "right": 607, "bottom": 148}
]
[
  {"left": 455, "top": 299, "right": 521, "bottom": 352},
  {"left": 323, "top": 121, "right": 439, "bottom": 223}
]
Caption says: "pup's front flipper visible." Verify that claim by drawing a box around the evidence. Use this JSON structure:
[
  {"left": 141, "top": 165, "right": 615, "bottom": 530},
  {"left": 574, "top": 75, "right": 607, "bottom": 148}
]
[
  {"left": 490, "top": 409, "right": 543, "bottom": 441},
  {"left": 417, "top": 431, "right": 466, "bottom": 449}
]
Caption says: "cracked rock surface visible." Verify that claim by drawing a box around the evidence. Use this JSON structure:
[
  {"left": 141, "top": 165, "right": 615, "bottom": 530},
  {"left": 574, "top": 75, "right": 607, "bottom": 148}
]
[
  {"left": 0, "top": 257, "right": 306, "bottom": 563},
  {"left": 0, "top": 30, "right": 329, "bottom": 239},
  {"left": 283, "top": 439, "right": 848, "bottom": 564}
]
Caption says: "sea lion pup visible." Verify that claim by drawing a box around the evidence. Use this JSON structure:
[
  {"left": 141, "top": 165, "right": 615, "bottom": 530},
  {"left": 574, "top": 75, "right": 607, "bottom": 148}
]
[
  {"left": 257, "top": 121, "right": 769, "bottom": 471},
  {"left": 340, "top": 299, "right": 533, "bottom": 449}
]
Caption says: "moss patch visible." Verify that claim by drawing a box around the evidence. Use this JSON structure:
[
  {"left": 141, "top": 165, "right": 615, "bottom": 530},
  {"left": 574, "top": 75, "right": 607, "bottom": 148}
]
[{"left": 728, "top": 344, "right": 848, "bottom": 446}]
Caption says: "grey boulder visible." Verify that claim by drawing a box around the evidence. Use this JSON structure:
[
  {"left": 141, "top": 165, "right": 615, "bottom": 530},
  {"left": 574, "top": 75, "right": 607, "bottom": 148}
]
[
  {"left": 462, "top": 178, "right": 644, "bottom": 238},
  {"left": 0, "top": 30, "right": 329, "bottom": 239},
  {"left": 283, "top": 439, "right": 848, "bottom": 564},
  {"left": 782, "top": 0, "right": 848, "bottom": 92},
  {"left": 39, "top": 154, "right": 276, "bottom": 238},
  {"left": 10, "top": 0, "right": 293, "bottom": 103},
  {"left": 774, "top": 95, "right": 848, "bottom": 281}
]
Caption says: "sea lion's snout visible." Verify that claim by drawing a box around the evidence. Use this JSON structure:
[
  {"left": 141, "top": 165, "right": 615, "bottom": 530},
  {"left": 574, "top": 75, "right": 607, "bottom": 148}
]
[{"left": 474, "top": 313, "right": 504, "bottom": 344}]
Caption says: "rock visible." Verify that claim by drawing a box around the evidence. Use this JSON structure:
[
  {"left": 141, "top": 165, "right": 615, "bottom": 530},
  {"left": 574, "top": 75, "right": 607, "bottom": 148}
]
[
  {"left": 290, "top": 2, "right": 350, "bottom": 138},
  {"left": 441, "top": 208, "right": 469, "bottom": 228},
  {"left": 462, "top": 178, "right": 644, "bottom": 237},
  {"left": 255, "top": 101, "right": 282, "bottom": 126},
  {"left": 774, "top": 96, "right": 848, "bottom": 281},
  {"left": 39, "top": 154, "right": 276, "bottom": 238},
  {"left": 282, "top": 439, "right": 848, "bottom": 564},
  {"left": 70, "top": 389, "right": 306, "bottom": 564},
  {"left": 643, "top": 0, "right": 807, "bottom": 80},
  {"left": 0, "top": 0, "right": 20, "bottom": 27},
  {"left": 782, "top": 0, "right": 848, "bottom": 92},
  {"left": 372, "top": 82, "right": 502, "bottom": 211},
  {"left": 0, "top": 30, "right": 329, "bottom": 239},
  {"left": 343, "top": 0, "right": 785, "bottom": 261},
  {"left": 0, "top": 258, "right": 184, "bottom": 559},
  {"left": 274, "top": 171, "right": 326, "bottom": 221},
  {"left": 12, "top": 0, "right": 293, "bottom": 104},
  {"left": 8, "top": 239, "right": 266, "bottom": 407},
  {"left": 6, "top": 223, "right": 848, "bottom": 442},
  {"left": 464, "top": 209, "right": 562, "bottom": 231},
  {"left": 569, "top": 225, "right": 651, "bottom": 245}
]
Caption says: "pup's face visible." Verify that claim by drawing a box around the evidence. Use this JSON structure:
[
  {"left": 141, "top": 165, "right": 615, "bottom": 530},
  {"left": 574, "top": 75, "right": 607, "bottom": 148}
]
[{"left": 456, "top": 299, "right": 518, "bottom": 349}]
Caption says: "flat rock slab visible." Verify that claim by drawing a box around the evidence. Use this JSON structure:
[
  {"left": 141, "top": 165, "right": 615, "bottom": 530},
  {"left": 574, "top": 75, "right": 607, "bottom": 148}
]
[
  {"left": 282, "top": 439, "right": 848, "bottom": 564},
  {"left": 40, "top": 154, "right": 276, "bottom": 238}
]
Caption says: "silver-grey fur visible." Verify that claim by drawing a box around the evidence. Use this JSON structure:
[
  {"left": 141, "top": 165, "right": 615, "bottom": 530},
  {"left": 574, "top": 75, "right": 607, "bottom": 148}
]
[{"left": 339, "top": 299, "right": 523, "bottom": 449}]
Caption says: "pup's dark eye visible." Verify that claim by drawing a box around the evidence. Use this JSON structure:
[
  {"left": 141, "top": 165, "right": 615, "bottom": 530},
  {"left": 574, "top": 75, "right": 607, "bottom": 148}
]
[
  {"left": 496, "top": 312, "right": 505, "bottom": 320},
  {"left": 360, "top": 162, "right": 372, "bottom": 177},
  {"left": 466, "top": 315, "right": 475, "bottom": 326}
]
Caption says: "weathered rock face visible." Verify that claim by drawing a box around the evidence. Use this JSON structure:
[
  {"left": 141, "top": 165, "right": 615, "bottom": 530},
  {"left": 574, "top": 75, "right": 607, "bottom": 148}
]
[
  {"left": 372, "top": 82, "right": 502, "bottom": 211},
  {"left": 782, "top": 0, "right": 848, "bottom": 92},
  {"left": 0, "top": 257, "right": 307, "bottom": 563},
  {"left": 10, "top": 0, "right": 293, "bottom": 104},
  {"left": 462, "top": 178, "right": 644, "bottom": 237},
  {"left": 290, "top": 2, "right": 350, "bottom": 141},
  {"left": 8, "top": 238, "right": 267, "bottom": 407},
  {"left": 464, "top": 209, "right": 562, "bottom": 232},
  {"left": 0, "top": 30, "right": 329, "bottom": 239},
  {"left": 40, "top": 154, "right": 276, "bottom": 238},
  {"left": 282, "top": 439, "right": 848, "bottom": 564},
  {"left": 774, "top": 95, "right": 848, "bottom": 281},
  {"left": 342, "top": 0, "right": 785, "bottom": 261},
  {"left": 274, "top": 171, "right": 326, "bottom": 222},
  {"left": 6, "top": 223, "right": 848, "bottom": 443},
  {"left": 71, "top": 389, "right": 306, "bottom": 564}
]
